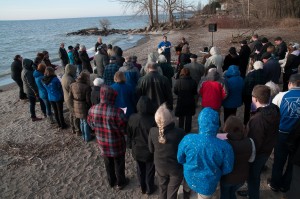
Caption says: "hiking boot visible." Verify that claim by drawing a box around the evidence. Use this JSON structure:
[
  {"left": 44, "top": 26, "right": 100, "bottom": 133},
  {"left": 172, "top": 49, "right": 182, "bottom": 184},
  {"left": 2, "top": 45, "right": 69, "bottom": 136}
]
[
  {"left": 116, "top": 178, "right": 129, "bottom": 190},
  {"left": 47, "top": 115, "right": 55, "bottom": 124}
]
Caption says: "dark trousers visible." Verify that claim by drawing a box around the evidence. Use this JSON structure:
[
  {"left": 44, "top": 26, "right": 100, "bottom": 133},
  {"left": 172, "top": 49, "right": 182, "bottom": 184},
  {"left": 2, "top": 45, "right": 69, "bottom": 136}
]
[
  {"left": 178, "top": 115, "right": 192, "bottom": 133},
  {"left": 13, "top": 78, "right": 27, "bottom": 99},
  {"left": 270, "top": 133, "right": 294, "bottom": 191},
  {"left": 69, "top": 113, "right": 80, "bottom": 133},
  {"left": 156, "top": 168, "right": 183, "bottom": 199},
  {"left": 103, "top": 155, "right": 126, "bottom": 187},
  {"left": 247, "top": 154, "right": 269, "bottom": 199},
  {"left": 287, "top": 165, "right": 300, "bottom": 199},
  {"left": 50, "top": 100, "right": 66, "bottom": 128},
  {"left": 163, "top": 52, "right": 171, "bottom": 63},
  {"left": 243, "top": 96, "right": 252, "bottom": 125},
  {"left": 28, "top": 95, "right": 46, "bottom": 118},
  {"left": 136, "top": 160, "right": 155, "bottom": 193},
  {"left": 223, "top": 107, "right": 237, "bottom": 123}
]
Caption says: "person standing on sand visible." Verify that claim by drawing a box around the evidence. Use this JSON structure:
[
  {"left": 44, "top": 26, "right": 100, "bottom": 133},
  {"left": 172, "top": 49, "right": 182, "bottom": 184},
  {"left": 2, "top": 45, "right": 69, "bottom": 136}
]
[
  {"left": 87, "top": 85, "right": 129, "bottom": 190},
  {"left": 239, "top": 40, "right": 251, "bottom": 78},
  {"left": 11, "top": 55, "right": 27, "bottom": 100},
  {"left": 184, "top": 54, "right": 205, "bottom": 85},
  {"left": 137, "top": 62, "right": 173, "bottom": 111},
  {"left": 58, "top": 43, "right": 69, "bottom": 68},
  {"left": 33, "top": 63, "right": 54, "bottom": 124},
  {"left": 42, "top": 67, "right": 68, "bottom": 129},
  {"left": 177, "top": 107, "right": 234, "bottom": 199},
  {"left": 127, "top": 96, "right": 157, "bottom": 195},
  {"left": 73, "top": 43, "right": 82, "bottom": 75},
  {"left": 42, "top": 51, "right": 57, "bottom": 70},
  {"left": 61, "top": 64, "right": 81, "bottom": 135},
  {"left": 67, "top": 46, "right": 75, "bottom": 65},
  {"left": 204, "top": 46, "right": 224, "bottom": 75},
  {"left": 21, "top": 58, "right": 46, "bottom": 121},
  {"left": 94, "top": 45, "right": 109, "bottom": 78},
  {"left": 148, "top": 103, "right": 185, "bottom": 199},
  {"left": 237, "top": 85, "right": 280, "bottom": 198},
  {"left": 158, "top": 35, "right": 172, "bottom": 63},
  {"left": 103, "top": 56, "right": 119, "bottom": 86},
  {"left": 69, "top": 72, "right": 92, "bottom": 141},
  {"left": 79, "top": 45, "right": 93, "bottom": 73}
]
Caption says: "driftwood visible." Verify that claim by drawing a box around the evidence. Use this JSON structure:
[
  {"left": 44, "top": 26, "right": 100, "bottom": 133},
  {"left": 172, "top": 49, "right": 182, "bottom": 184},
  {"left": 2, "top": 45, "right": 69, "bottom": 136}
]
[{"left": 230, "top": 27, "right": 260, "bottom": 43}]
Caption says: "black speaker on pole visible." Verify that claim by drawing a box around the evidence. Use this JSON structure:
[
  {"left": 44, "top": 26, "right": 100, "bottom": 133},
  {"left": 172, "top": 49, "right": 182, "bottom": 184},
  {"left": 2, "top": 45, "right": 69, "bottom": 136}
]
[{"left": 208, "top": 23, "right": 217, "bottom": 32}]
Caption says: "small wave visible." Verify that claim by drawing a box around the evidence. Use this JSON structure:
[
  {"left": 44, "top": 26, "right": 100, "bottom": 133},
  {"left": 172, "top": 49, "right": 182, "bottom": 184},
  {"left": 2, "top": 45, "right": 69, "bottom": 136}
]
[{"left": 0, "top": 69, "right": 11, "bottom": 78}]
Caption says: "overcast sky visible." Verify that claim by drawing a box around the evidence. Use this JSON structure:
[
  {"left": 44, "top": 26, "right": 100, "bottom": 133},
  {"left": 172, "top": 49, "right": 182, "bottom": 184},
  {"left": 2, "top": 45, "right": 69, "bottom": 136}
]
[{"left": 0, "top": 0, "right": 208, "bottom": 20}]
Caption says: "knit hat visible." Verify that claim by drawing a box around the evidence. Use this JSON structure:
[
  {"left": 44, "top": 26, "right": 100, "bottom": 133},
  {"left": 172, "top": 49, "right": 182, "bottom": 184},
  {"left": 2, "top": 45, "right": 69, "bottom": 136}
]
[
  {"left": 261, "top": 52, "right": 271, "bottom": 60},
  {"left": 261, "top": 37, "right": 268, "bottom": 43},
  {"left": 253, "top": 61, "right": 264, "bottom": 70},
  {"left": 93, "top": 78, "right": 104, "bottom": 86},
  {"left": 190, "top": 54, "right": 198, "bottom": 58}
]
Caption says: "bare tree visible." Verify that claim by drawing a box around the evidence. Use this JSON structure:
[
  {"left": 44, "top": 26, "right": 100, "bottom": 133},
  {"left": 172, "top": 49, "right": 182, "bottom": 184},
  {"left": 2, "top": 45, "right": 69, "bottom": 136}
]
[{"left": 99, "top": 18, "right": 111, "bottom": 31}]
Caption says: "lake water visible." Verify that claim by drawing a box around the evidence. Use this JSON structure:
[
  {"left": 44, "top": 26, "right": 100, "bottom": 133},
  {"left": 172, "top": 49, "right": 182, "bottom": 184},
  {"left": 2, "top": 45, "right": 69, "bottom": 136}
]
[{"left": 0, "top": 15, "right": 149, "bottom": 86}]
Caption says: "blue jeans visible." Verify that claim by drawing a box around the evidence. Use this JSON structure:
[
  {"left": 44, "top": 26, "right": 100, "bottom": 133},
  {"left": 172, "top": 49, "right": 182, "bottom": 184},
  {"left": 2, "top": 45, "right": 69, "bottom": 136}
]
[
  {"left": 28, "top": 95, "right": 46, "bottom": 118},
  {"left": 270, "top": 132, "right": 294, "bottom": 191},
  {"left": 41, "top": 98, "right": 52, "bottom": 116},
  {"left": 248, "top": 154, "right": 269, "bottom": 199},
  {"left": 77, "top": 64, "right": 82, "bottom": 76},
  {"left": 80, "top": 119, "right": 91, "bottom": 141},
  {"left": 220, "top": 182, "right": 243, "bottom": 199}
]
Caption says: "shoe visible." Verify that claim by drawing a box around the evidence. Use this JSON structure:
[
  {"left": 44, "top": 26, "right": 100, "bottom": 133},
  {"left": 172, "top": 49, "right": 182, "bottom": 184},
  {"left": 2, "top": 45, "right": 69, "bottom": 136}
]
[
  {"left": 116, "top": 178, "right": 129, "bottom": 190},
  {"left": 47, "top": 115, "right": 55, "bottom": 124},
  {"left": 267, "top": 178, "right": 279, "bottom": 192},
  {"left": 183, "top": 190, "right": 191, "bottom": 199},
  {"left": 32, "top": 117, "right": 42, "bottom": 122},
  {"left": 237, "top": 190, "right": 249, "bottom": 197}
]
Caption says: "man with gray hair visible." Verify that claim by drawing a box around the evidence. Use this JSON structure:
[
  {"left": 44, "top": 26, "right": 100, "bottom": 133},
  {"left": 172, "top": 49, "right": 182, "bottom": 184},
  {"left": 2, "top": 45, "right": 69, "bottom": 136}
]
[
  {"left": 184, "top": 54, "right": 205, "bottom": 84},
  {"left": 137, "top": 62, "right": 173, "bottom": 110}
]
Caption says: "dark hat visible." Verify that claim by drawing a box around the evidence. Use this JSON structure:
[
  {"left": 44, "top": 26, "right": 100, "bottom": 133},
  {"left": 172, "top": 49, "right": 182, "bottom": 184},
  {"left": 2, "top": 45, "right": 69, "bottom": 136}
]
[
  {"left": 110, "top": 56, "right": 116, "bottom": 61},
  {"left": 261, "top": 52, "right": 271, "bottom": 60},
  {"left": 274, "top": 36, "right": 282, "bottom": 41},
  {"left": 229, "top": 47, "right": 237, "bottom": 54},
  {"left": 68, "top": 46, "right": 73, "bottom": 50},
  {"left": 240, "top": 40, "right": 247, "bottom": 45},
  {"left": 261, "top": 37, "right": 268, "bottom": 43},
  {"left": 190, "top": 54, "right": 198, "bottom": 59},
  {"left": 289, "top": 73, "right": 300, "bottom": 83},
  {"left": 75, "top": 43, "right": 80, "bottom": 49}
]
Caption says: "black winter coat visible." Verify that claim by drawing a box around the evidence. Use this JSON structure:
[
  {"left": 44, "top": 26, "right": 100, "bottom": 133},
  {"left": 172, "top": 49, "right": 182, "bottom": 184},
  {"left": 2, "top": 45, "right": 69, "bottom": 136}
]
[
  {"left": 223, "top": 54, "right": 240, "bottom": 72},
  {"left": 91, "top": 86, "right": 101, "bottom": 105},
  {"left": 11, "top": 60, "right": 22, "bottom": 81},
  {"left": 174, "top": 76, "right": 197, "bottom": 116},
  {"left": 79, "top": 50, "right": 93, "bottom": 73},
  {"left": 127, "top": 96, "right": 156, "bottom": 162},
  {"left": 239, "top": 45, "right": 251, "bottom": 78}
]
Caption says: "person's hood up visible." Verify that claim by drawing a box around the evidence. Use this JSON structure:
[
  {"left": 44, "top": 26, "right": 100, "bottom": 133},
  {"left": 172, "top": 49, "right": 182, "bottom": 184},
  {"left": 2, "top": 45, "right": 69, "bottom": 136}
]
[
  {"left": 292, "top": 49, "right": 300, "bottom": 56},
  {"left": 100, "top": 85, "right": 117, "bottom": 105},
  {"left": 22, "top": 58, "right": 34, "bottom": 71},
  {"left": 33, "top": 70, "right": 44, "bottom": 78},
  {"left": 137, "top": 96, "right": 155, "bottom": 115},
  {"left": 64, "top": 64, "right": 77, "bottom": 78},
  {"left": 42, "top": 75, "right": 56, "bottom": 85},
  {"left": 198, "top": 107, "right": 219, "bottom": 136},
  {"left": 209, "top": 47, "right": 220, "bottom": 56},
  {"left": 206, "top": 68, "right": 220, "bottom": 81},
  {"left": 224, "top": 65, "right": 240, "bottom": 78},
  {"left": 76, "top": 72, "right": 90, "bottom": 84}
]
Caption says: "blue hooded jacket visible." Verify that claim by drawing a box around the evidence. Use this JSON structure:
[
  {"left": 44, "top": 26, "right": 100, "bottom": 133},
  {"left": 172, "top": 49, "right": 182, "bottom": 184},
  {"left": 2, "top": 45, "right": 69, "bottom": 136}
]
[
  {"left": 33, "top": 70, "right": 48, "bottom": 100},
  {"left": 177, "top": 107, "right": 234, "bottom": 196},
  {"left": 222, "top": 65, "right": 244, "bottom": 108}
]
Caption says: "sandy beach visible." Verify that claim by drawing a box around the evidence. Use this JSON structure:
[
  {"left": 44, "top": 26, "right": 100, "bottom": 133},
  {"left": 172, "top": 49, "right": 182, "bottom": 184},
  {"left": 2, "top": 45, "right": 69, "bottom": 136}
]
[{"left": 1, "top": 19, "right": 300, "bottom": 198}]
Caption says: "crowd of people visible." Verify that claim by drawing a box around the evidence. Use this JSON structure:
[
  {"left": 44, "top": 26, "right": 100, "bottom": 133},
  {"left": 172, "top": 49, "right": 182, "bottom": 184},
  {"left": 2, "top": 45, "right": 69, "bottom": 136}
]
[{"left": 10, "top": 34, "right": 300, "bottom": 199}]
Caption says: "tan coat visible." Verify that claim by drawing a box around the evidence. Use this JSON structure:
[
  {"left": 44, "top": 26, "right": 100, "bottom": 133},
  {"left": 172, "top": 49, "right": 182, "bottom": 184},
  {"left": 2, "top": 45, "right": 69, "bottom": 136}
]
[{"left": 69, "top": 73, "right": 91, "bottom": 119}]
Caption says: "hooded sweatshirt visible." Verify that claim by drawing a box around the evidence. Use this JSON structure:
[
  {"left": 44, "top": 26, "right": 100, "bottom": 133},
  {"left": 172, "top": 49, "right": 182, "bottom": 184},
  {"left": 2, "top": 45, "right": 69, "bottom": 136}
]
[
  {"left": 222, "top": 65, "right": 244, "bottom": 108},
  {"left": 42, "top": 75, "right": 63, "bottom": 102},
  {"left": 177, "top": 107, "right": 234, "bottom": 196},
  {"left": 205, "top": 47, "right": 224, "bottom": 74},
  {"left": 21, "top": 58, "right": 38, "bottom": 96},
  {"left": 127, "top": 96, "right": 156, "bottom": 162},
  {"left": 87, "top": 86, "right": 127, "bottom": 157},
  {"left": 33, "top": 70, "right": 48, "bottom": 100}
]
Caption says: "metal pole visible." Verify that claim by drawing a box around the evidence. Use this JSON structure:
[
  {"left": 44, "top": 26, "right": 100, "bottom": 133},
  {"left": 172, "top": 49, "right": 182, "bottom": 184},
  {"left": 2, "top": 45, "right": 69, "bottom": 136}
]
[{"left": 212, "top": 32, "right": 214, "bottom": 46}]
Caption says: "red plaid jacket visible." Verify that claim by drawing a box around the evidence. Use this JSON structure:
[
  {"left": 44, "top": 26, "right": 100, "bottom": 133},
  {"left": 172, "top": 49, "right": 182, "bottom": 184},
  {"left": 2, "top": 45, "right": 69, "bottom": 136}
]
[{"left": 87, "top": 86, "right": 127, "bottom": 157}]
